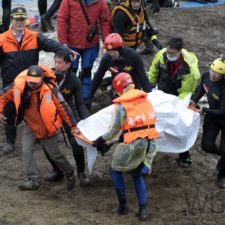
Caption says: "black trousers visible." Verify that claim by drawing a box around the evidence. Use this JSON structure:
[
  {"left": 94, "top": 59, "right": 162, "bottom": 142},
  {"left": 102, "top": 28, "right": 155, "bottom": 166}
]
[
  {"left": 201, "top": 115, "right": 225, "bottom": 177},
  {"left": 1, "top": 0, "right": 11, "bottom": 32},
  {"left": 38, "top": 0, "right": 62, "bottom": 18}
]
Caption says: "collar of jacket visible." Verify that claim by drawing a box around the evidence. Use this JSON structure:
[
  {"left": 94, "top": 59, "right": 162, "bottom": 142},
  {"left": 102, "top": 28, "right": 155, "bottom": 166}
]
[{"left": 81, "top": 0, "right": 99, "bottom": 6}]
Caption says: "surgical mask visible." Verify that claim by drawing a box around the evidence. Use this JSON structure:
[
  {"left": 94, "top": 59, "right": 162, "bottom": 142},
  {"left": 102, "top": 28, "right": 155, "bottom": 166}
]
[{"left": 166, "top": 54, "right": 178, "bottom": 62}]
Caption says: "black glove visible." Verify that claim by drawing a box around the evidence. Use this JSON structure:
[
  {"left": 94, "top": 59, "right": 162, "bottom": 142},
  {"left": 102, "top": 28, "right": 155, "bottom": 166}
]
[
  {"left": 93, "top": 136, "right": 110, "bottom": 156},
  {"left": 152, "top": 39, "right": 163, "bottom": 50},
  {"left": 151, "top": 0, "right": 160, "bottom": 14}
]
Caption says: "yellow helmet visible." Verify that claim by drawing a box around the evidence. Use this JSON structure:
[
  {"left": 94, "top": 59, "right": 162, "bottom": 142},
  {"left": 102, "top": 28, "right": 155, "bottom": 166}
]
[{"left": 210, "top": 56, "right": 225, "bottom": 75}]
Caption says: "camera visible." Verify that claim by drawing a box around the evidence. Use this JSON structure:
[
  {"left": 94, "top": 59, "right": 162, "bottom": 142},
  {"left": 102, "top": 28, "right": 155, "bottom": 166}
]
[{"left": 86, "top": 26, "right": 97, "bottom": 42}]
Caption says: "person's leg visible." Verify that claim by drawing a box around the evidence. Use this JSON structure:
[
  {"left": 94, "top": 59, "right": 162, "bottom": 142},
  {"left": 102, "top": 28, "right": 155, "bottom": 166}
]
[
  {"left": 38, "top": 0, "right": 48, "bottom": 32},
  {"left": 41, "top": 134, "right": 75, "bottom": 190},
  {"left": 41, "top": 0, "right": 62, "bottom": 31},
  {"left": 201, "top": 116, "right": 221, "bottom": 155},
  {"left": 18, "top": 125, "right": 39, "bottom": 191},
  {"left": 43, "top": 146, "right": 64, "bottom": 181},
  {"left": 0, "top": 0, "right": 11, "bottom": 32},
  {"left": 80, "top": 47, "right": 99, "bottom": 100},
  {"left": 3, "top": 101, "right": 17, "bottom": 154},
  {"left": 131, "top": 164, "right": 148, "bottom": 221},
  {"left": 71, "top": 47, "right": 81, "bottom": 75},
  {"left": 110, "top": 168, "right": 129, "bottom": 214},
  {"left": 38, "top": 0, "right": 47, "bottom": 15},
  {"left": 217, "top": 126, "right": 225, "bottom": 188}
]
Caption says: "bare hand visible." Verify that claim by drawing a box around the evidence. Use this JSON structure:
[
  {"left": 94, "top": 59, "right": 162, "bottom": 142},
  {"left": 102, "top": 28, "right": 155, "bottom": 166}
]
[{"left": 71, "top": 127, "right": 80, "bottom": 135}]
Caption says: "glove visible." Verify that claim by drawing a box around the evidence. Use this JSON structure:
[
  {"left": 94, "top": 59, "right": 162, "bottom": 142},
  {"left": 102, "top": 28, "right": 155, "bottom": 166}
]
[
  {"left": 93, "top": 136, "right": 105, "bottom": 148},
  {"left": 93, "top": 136, "right": 110, "bottom": 156},
  {"left": 152, "top": 39, "right": 162, "bottom": 50},
  {"left": 151, "top": 0, "right": 160, "bottom": 14}
]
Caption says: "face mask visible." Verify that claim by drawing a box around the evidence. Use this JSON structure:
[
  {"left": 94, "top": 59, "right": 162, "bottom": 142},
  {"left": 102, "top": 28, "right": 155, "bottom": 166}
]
[{"left": 167, "top": 54, "right": 178, "bottom": 62}]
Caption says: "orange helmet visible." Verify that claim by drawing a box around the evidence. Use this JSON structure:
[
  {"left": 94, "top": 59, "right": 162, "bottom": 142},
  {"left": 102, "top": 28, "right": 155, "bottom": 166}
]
[
  {"left": 112, "top": 72, "right": 134, "bottom": 94},
  {"left": 104, "top": 33, "right": 123, "bottom": 50}
]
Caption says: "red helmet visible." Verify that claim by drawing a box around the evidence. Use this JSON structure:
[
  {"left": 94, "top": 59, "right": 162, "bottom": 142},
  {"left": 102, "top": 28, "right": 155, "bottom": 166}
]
[
  {"left": 112, "top": 72, "right": 134, "bottom": 95},
  {"left": 26, "top": 16, "right": 38, "bottom": 28},
  {"left": 104, "top": 33, "right": 123, "bottom": 50}
]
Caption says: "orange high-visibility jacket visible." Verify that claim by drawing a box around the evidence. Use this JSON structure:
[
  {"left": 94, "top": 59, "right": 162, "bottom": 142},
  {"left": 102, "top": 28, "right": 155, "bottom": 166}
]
[
  {"left": 0, "top": 68, "right": 76, "bottom": 139},
  {"left": 113, "top": 89, "right": 159, "bottom": 144}
]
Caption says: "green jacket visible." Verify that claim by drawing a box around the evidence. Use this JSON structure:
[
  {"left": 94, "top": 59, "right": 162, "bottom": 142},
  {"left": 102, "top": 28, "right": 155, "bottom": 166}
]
[{"left": 148, "top": 48, "right": 200, "bottom": 99}]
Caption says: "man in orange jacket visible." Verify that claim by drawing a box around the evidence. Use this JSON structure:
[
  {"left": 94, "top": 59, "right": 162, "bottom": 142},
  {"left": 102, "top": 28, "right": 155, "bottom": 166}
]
[
  {"left": 0, "top": 7, "right": 74, "bottom": 154},
  {"left": 93, "top": 72, "right": 159, "bottom": 221},
  {"left": 0, "top": 65, "right": 78, "bottom": 191}
]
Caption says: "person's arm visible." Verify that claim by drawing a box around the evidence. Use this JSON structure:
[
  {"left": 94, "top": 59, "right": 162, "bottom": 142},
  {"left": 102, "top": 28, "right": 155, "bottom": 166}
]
[
  {"left": 102, "top": 104, "right": 126, "bottom": 141},
  {"left": 133, "top": 51, "right": 152, "bottom": 92},
  {"left": 57, "top": 0, "right": 69, "bottom": 44},
  {"left": 73, "top": 76, "right": 89, "bottom": 119},
  {"left": 37, "top": 34, "right": 69, "bottom": 53},
  {"left": 88, "top": 54, "right": 110, "bottom": 99},
  {"left": 99, "top": 0, "right": 112, "bottom": 41},
  {"left": 147, "top": 50, "right": 162, "bottom": 85},
  {"left": 51, "top": 86, "right": 77, "bottom": 128},
  {"left": 191, "top": 76, "right": 205, "bottom": 103},
  {"left": 178, "top": 73, "right": 200, "bottom": 100},
  {"left": 0, "top": 87, "right": 14, "bottom": 113}
]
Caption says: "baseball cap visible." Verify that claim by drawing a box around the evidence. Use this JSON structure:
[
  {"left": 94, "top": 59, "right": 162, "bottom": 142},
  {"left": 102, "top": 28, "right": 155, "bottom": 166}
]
[
  {"left": 26, "top": 65, "right": 44, "bottom": 83},
  {"left": 11, "top": 7, "right": 27, "bottom": 19}
]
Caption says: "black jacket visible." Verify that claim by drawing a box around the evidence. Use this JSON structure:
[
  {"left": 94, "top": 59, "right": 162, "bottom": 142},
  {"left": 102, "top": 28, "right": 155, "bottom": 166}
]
[
  {"left": 192, "top": 71, "right": 225, "bottom": 119},
  {"left": 0, "top": 28, "right": 69, "bottom": 87},
  {"left": 89, "top": 47, "right": 152, "bottom": 99}
]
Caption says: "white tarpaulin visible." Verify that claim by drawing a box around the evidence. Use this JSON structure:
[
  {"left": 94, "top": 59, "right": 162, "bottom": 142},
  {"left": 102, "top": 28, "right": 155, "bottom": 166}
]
[{"left": 75, "top": 90, "right": 200, "bottom": 174}]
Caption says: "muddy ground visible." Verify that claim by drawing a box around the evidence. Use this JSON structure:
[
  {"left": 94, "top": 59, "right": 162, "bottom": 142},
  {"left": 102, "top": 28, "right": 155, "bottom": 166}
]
[{"left": 1, "top": 3, "right": 225, "bottom": 225}]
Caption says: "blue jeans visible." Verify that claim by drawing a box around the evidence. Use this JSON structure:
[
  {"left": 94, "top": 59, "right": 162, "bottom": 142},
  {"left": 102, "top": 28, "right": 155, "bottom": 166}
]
[
  {"left": 110, "top": 163, "right": 148, "bottom": 206},
  {"left": 71, "top": 46, "right": 99, "bottom": 98}
]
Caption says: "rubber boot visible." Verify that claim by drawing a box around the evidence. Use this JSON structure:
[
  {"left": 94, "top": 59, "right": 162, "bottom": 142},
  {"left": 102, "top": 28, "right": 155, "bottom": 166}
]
[
  {"left": 43, "top": 146, "right": 64, "bottom": 181},
  {"left": 72, "top": 142, "right": 90, "bottom": 186},
  {"left": 3, "top": 125, "right": 16, "bottom": 154},
  {"left": 177, "top": 151, "right": 192, "bottom": 168},
  {"left": 41, "top": 0, "right": 62, "bottom": 31},
  {"left": 136, "top": 204, "right": 148, "bottom": 221},
  {"left": 112, "top": 198, "right": 129, "bottom": 215},
  {"left": 65, "top": 170, "right": 76, "bottom": 191}
]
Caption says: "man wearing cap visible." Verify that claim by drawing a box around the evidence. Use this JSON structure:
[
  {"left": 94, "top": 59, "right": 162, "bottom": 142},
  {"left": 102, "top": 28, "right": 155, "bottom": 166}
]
[
  {"left": 87, "top": 33, "right": 152, "bottom": 108},
  {"left": 0, "top": 7, "right": 73, "bottom": 154},
  {"left": 0, "top": 65, "right": 78, "bottom": 191}
]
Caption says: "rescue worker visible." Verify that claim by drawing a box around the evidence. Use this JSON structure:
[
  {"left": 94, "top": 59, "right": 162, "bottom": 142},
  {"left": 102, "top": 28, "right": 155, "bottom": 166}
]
[
  {"left": 93, "top": 72, "right": 159, "bottom": 220},
  {"left": 44, "top": 49, "right": 90, "bottom": 185},
  {"left": 87, "top": 33, "right": 152, "bottom": 108},
  {"left": 57, "top": 0, "right": 111, "bottom": 102},
  {"left": 0, "top": 7, "right": 74, "bottom": 154},
  {"left": 148, "top": 37, "right": 200, "bottom": 167},
  {"left": 190, "top": 55, "right": 225, "bottom": 189},
  {"left": 0, "top": 65, "right": 78, "bottom": 191},
  {"left": 111, "top": 0, "right": 162, "bottom": 51}
]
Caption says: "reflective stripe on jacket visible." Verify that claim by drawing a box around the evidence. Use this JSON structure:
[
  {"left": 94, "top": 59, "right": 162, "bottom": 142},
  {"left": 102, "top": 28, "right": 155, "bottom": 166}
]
[
  {"left": 13, "top": 70, "right": 62, "bottom": 137},
  {"left": 111, "top": 4, "right": 145, "bottom": 48},
  {"left": 113, "top": 89, "right": 159, "bottom": 144}
]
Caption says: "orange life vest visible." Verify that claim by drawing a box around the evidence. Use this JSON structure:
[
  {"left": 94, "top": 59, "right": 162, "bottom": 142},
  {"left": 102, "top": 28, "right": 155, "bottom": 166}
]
[
  {"left": 111, "top": 3, "right": 145, "bottom": 48},
  {"left": 13, "top": 68, "right": 62, "bottom": 137},
  {"left": 113, "top": 89, "right": 159, "bottom": 144}
]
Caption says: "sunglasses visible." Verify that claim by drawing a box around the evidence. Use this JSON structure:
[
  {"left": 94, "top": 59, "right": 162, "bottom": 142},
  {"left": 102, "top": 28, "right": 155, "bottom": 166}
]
[{"left": 14, "top": 18, "right": 26, "bottom": 22}]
